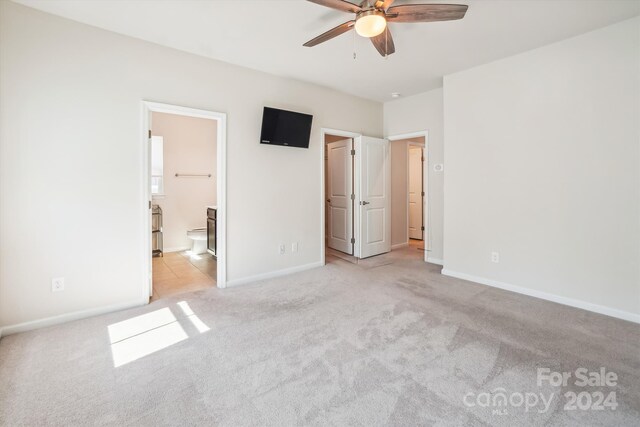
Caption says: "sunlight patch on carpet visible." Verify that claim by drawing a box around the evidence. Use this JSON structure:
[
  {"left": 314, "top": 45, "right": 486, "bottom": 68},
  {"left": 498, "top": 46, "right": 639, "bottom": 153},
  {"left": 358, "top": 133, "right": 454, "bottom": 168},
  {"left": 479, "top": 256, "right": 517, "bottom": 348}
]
[{"left": 108, "top": 307, "right": 188, "bottom": 367}]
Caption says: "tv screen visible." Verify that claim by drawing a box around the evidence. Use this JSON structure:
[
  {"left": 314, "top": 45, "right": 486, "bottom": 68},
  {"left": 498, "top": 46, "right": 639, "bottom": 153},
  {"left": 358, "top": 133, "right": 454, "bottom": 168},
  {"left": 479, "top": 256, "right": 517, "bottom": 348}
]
[{"left": 260, "top": 107, "right": 313, "bottom": 149}]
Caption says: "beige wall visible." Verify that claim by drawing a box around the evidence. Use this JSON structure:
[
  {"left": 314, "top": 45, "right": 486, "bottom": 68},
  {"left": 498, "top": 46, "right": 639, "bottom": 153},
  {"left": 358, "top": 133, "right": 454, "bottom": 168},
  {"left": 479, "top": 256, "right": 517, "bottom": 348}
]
[
  {"left": 390, "top": 137, "right": 424, "bottom": 247},
  {"left": 443, "top": 17, "right": 640, "bottom": 320},
  {"left": 384, "top": 89, "right": 444, "bottom": 263},
  {"left": 152, "top": 112, "right": 217, "bottom": 251},
  {"left": 0, "top": 2, "right": 382, "bottom": 330}
]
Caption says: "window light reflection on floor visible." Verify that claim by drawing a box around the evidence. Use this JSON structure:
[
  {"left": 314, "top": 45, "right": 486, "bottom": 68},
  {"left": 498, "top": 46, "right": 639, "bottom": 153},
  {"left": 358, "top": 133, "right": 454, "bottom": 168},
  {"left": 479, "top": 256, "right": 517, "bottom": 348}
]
[
  {"left": 108, "top": 303, "right": 209, "bottom": 368},
  {"left": 184, "top": 251, "right": 202, "bottom": 260},
  {"left": 177, "top": 301, "right": 210, "bottom": 333}
]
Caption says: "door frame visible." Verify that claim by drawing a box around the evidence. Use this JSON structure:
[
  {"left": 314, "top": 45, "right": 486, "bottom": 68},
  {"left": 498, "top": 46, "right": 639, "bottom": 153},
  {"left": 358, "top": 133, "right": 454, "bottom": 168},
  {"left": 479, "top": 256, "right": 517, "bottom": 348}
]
[
  {"left": 387, "top": 131, "right": 429, "bottom": 262},
  {"left": 407, "top": 141, "right": 425, "bottom": 241},
  {"left": 326, "top": 138, "right": 354, "bottom": 256},
  {"left": 320, "top": 128, "right": 361, "bottom": 266},
  {"left": 141, "top": 101, "right": 228, "bottom": 301}
]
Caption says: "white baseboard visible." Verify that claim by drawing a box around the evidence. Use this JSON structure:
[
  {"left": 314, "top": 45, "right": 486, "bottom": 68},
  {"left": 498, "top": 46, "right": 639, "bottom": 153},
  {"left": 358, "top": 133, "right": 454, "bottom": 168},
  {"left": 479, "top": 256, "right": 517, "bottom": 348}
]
[
  {"left": 391, "top": 242, "right": 409, "bottom": 250},
  {"left": 225, "top": 261, "right": 324, "bottom": 288},
  {"left": 0, "top": 299, "right": 147, "bottom": 339},
  {"left": 427, "top": 257, "right": 444, "bottom": 265},
  {"left": 441, "top": 269, "right": 640, "bottom": 324}
]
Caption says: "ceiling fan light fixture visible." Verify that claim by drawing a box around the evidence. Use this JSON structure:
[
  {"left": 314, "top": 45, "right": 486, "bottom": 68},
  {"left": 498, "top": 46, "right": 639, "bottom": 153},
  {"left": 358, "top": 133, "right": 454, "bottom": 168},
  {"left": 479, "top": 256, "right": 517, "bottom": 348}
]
[{"left": 354, "top": 10, "right": 387, "bottom": 38}]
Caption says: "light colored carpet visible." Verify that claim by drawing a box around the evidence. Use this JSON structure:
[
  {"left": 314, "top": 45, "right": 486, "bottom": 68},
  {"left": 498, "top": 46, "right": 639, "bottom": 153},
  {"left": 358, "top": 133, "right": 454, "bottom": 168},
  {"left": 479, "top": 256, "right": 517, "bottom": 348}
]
[{"left": 0, "top": 247, "right": 638, "bottom": 426}]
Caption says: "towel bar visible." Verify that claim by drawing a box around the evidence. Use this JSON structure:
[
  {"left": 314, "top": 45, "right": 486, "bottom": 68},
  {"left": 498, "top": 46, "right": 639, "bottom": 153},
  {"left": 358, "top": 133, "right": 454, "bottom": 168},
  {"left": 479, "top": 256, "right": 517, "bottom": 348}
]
[{"left": 174, "top": 173, "right": 212, "bottom": 178}]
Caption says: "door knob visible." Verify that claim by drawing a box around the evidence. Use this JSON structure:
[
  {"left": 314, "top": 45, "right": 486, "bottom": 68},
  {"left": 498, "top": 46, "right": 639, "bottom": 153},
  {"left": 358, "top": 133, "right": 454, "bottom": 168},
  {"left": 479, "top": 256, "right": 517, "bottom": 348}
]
[{"left": 361, "top": 201, "right": 370, "bottom": 205}]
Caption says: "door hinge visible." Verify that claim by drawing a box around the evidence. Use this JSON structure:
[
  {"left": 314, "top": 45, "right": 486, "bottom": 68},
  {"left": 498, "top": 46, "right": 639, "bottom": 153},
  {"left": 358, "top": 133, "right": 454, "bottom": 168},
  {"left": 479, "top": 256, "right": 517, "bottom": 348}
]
[
  {"left": 350, "top": 194, "right": 355, "bottom": 201},
  {"left": 148, "top": 130, "right": 152, "bottom": 138},
  {"left": 421, "top": 157, "right": 425, "bottom": 162},
  {"left": 149, "top": 200, "right": 152, "bottom": 209},
  {"left": 421, "top": 226, "right": 425, "bottom": 231},
  {"left": 350, "top": 237, "right": 355, "bottom": 244},
  {"left": 350, "top": 149, "right": 356, "bottom": 156},
  {"left": 421, "top": 191, "right": 425, "bottom": 196}
]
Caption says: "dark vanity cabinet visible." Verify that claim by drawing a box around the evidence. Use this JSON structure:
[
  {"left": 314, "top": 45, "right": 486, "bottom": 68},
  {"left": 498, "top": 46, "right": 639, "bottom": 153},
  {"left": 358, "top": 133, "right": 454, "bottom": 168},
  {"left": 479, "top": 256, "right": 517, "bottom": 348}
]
[{"left": 207, "top": 207, "right": 216, "bottom": 257}]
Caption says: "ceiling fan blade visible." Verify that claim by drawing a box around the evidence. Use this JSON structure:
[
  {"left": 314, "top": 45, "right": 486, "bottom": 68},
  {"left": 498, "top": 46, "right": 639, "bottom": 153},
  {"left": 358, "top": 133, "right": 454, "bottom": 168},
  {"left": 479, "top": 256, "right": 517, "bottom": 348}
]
[
  {"left": 307, "top": 0, "right": 362, "bottom": 14},
  {"left": 370, "top": 27, "right": 396, "bottom": 56},
  {"left": 386, "top": 4, "right": 468, "bottom": 23},
  {"left": 303, "top": 20, "right": 355, "bottom": 47}
]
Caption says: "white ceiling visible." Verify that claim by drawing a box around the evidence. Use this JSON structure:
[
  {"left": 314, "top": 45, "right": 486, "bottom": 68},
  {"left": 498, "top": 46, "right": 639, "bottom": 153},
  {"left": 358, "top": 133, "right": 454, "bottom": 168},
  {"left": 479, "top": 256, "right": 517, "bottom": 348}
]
[{"left": 14, "top": 0, "right": 640, "bottom": 102}]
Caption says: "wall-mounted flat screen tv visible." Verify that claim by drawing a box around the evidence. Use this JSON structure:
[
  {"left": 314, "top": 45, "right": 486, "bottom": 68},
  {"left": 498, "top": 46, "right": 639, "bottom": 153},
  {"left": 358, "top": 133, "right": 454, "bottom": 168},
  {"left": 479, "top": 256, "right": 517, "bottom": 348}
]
[{"left": 260, "top": 107, "right": 313, "bottom": 149}]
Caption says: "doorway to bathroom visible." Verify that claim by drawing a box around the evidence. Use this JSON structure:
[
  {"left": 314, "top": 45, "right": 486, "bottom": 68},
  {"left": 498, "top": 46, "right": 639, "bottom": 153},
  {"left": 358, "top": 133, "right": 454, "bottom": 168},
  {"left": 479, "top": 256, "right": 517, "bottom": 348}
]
[{"left": 142, "top": 102, "right": 227, "bottom": 302}]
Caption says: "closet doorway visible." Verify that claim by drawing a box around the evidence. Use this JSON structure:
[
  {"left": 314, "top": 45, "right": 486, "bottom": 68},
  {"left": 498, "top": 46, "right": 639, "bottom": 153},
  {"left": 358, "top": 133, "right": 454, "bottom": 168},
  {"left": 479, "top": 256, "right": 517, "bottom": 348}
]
[
  {"left": 322, "top": 128, "right": 391, "bottom": 265},
  {"left": 388, "top": 131, "right": 428, "bottom": 263}
]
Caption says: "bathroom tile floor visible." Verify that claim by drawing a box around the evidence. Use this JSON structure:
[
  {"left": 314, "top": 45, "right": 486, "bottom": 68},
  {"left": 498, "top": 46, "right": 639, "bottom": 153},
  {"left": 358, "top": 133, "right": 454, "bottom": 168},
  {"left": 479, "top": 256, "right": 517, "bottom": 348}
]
[{"left": 151, "top": 251, "right": 216, "bottom": 301}]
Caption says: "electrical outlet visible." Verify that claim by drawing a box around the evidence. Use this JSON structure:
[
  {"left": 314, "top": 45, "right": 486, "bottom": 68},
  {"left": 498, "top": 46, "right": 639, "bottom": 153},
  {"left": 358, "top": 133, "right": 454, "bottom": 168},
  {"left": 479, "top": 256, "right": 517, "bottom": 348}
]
[
  {"left": 52, "top": 277, "right": 65, "bottom": 292},
  {"left": 279, "top": 244, "right": 286, "bottom": 255},
  {"left": 292, "top": 242, "right": 299, "bottom": 253},
  {"left": 491, "top": 252, "right": 500, "bottom": 263}
]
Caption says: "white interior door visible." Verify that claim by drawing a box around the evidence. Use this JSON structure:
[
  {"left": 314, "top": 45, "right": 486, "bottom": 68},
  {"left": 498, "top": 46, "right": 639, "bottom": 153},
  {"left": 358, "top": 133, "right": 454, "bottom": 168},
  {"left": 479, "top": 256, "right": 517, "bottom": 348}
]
[
  {"left": 357, "top": 136, "right": 391, "bottom": 258},
  {"left": 408, "top": 146, "right": 423, "bottom": 240},
  {"left": 327, "top": 139, "right": 353, "bottom": 254}
]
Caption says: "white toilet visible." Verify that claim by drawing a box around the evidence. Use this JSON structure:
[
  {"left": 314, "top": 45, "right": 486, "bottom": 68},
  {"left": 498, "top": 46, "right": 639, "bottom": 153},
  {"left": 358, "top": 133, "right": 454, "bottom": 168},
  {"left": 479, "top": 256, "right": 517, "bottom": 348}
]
[{"left": 186, "top": 228, "right": 208, "bottom": 255}]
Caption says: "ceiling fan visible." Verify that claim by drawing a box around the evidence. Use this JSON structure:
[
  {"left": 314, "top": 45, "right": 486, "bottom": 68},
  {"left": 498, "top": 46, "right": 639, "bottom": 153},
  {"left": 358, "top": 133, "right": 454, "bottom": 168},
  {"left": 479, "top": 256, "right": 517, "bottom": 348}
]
[{"left": 303, "top": 0, "right": 468, "bottom": 57}]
